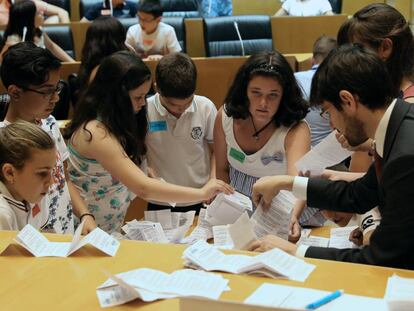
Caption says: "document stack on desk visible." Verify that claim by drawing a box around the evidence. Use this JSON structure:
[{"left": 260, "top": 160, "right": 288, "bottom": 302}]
[
  {"left": 122, "top": 210, "right": 195, "bottom": 244},
  {"left": 297, "top": 226, "right": 360, "bottom": 249},
  {"left": 96, "top": 268, "right": 229, "bottom": 307},
  {"left": 245, "top": 283, "right": 387, "bottom": 310},
  {"left": 183, "top": 240, "right": 315, "bottom": 282},
  {"left": 295, "top": 131, "right": 353, "bottom": 176},
  {"left": 385, "top": 274, "right": 414, "bottom": 311},
  {"left": 251, "top": 190, "right": 296, "bottom": 240},
  {"left": 205, "top": 192, "right": 253, "bottom": 225},
  {"left": 10, "top": 222, "right": 119, "bottom": 257},
  {"left": 182, "top": 208, "right": 213, "bottom": 243}
]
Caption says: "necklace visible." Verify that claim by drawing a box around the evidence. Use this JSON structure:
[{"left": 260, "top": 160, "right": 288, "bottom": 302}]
[{"left": 250, "top": 115, "right": 273, "bottom": 141}]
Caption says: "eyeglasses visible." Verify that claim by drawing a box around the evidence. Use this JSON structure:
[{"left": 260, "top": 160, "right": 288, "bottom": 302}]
[
  {"left": 21, "top": 82, "right": 64, "bottom": 100},
  {"left": 320, "top": 109, "right": 330, "bottom": 121},
  {"left": 137, "top": 15, "right": 157, "bottom": 23}
]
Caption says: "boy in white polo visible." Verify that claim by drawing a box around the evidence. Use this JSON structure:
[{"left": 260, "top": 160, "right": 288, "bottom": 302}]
[{"left": 146, "top": 52, "right": 217, "bottom": 213}]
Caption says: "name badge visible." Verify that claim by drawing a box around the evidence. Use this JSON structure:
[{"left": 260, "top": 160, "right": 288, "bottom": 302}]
[
  {"left": 229, "top": 147, "right": 245, "bottom": 163},
  {"left": 149, "top": 121, "right": 167, "bottom": 132}
]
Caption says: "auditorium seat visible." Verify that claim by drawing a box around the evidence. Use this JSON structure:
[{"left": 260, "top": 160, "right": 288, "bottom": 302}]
[
  {"left": 79, "top": 0, "right": 101, "bottom": 19},
  {"left": 161, "top": 0, "right": 199, "bottom": 18},
  {"left": 203, "top": 15, "right": 273, "bottom": 57},
  {"left": 43, "top": 25, "right": 75, "bottom": 59},
  {"left": 120, "top": 16, "right": 186, "bottom": 52},
  {"left": 328, "top": 0, "right": 342, "bottom": 14},
  {"left": 44, "top": 0, "right": 71, "bottom": 16}
]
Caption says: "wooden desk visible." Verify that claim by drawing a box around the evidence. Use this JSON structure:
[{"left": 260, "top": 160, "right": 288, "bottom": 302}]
[{"left": 1, "top": 230, "right": 414, "bottom": 310}]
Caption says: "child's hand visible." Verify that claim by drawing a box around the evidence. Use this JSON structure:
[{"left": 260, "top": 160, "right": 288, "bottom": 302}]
[
  {"left": 81, "top": 215, "right": 98, "bottom": 235},
  {"left": 201, "top": 179, "right": 233, "bottom": 200}
]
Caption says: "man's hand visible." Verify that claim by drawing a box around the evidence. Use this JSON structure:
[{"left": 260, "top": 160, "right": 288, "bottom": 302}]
[
  {"left": 335, "top": 131, "right": 373, "bottom": 153},
  {"left": 349, "top": 227, "right": 363, "bottom": 246},
  {"left": 288, "top": 216, "right": 301, "bottom": 243},
  {"left": 247, "top": 235, "right": 298, "bottom": 255},
  {"left": 252, "top": 175, "right": 294, "bottom": 209}
]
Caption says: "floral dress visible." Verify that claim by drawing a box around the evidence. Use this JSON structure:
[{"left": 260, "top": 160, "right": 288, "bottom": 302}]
[{"left": 67, "top": 144, "right": 135, "bottom": 233}]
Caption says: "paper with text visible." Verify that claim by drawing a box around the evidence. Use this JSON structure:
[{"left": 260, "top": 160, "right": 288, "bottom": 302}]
[
  {"left": 295, "top": 131, "right": 353, "bottom": 176},
  {"left": 228, "top": 212, "right": 257, "bottom": 250},
  {"left": 385, "top": 274, "right": 414, "bottom": 311}
]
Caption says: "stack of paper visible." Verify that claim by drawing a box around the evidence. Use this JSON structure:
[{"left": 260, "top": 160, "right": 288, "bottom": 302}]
[
  {"left": 251, "top": 190, "right": 296, "bottom": 240},
  {"left": 295, "top": 131, "right": 353, "bottom": 176},
  {"left": 181, "top": 209, "right": 213, "bottom": 244},
  {"left": 329, "top": 226, "right": 359, "bottom": 249},
  {"left": 245, "top": 283, "right": 387, "bottom": 310},
  {"left": 122, "top": 210, "right": 195, "bottom": 244},
  {"left": 297, "top": 235, "right": 330, "bottom": 247},
  {"left": 183, "top": 240, "right": 315, "bottom": 282},
  {"left": 96, "top": 268, "right": 229, "bottom": 307},
  {"left": 385, "top": 274, "right": 414, "bottom": 311},
  {"left": 11, "top": 222, "right": 119, "bottom": 257},
  {"left": 205, "top": 192, "right": 253, "bottom": 225}
]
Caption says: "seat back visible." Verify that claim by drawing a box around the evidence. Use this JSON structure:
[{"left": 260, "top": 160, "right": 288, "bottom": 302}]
[
  {"left": 79, "top": 0, "right": 102, "bottom": 18},
  {"left": 44, "top": 0, "right": 71, "bottom": 15},
  {"left": 203, "top": 15, "right": 272, "bottom": 57},
  {"left": 161, "top": 0, "right": 199, "bottom": 17},
  {"left": 43, "top": 25, "right": 75, "bottom": 59},
  {"left": 121, "top": 16, "right": 186, "bottom": 52},
  {"left": 328, "top": 0, "right": 342, "bottom": 14}
]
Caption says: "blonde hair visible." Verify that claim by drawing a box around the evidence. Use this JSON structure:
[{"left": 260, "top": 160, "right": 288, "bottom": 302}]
[{"left": 0, "top": 120, "right": 55, "bottom": 181}]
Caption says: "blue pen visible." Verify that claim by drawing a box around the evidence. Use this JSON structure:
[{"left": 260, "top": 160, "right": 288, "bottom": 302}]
[{"left": 305, "top": 290, "right": 343, "bottom": 310}]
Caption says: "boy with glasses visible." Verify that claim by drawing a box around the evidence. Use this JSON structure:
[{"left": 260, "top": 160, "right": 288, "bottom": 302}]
[
  {"left": 125, "top": 0, "right": 181, "bottom": 60},
  {"left": 0, "top": 42, "right": 97, "bottom": 235}
]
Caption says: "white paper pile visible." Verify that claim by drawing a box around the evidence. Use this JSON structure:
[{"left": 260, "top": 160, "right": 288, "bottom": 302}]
[
  {"left": 122, "top": 210, "right": 195, "bottom": 244},
  {"left": 295, "top": 131, "right": 353, "bottom": 176},
  {"left": 251, "top": 190, "right": 296, "bottom": 240},
  {"left": 205, "top": 192, "right": 252, "bottom": 226},
  {"left": 245, "top": 283, "right": 387, "bottom": 310},
  {"left": 96, "top": 268, "right": 229, "bottom": 307},
  {"left": 385, "top": 274, "right": 414, "bottom": 311},
  {"left": 181, "top": 208, "right": 213, "bottom": 244},
  {"left": 183, "top": 240, "right": 315, "bottom": 282},
  {"left": 328, "top": 226, "right": 359, "bottom": 249},
  {"left": 11, "top": 222, "right": 119, "bottom": 257}
]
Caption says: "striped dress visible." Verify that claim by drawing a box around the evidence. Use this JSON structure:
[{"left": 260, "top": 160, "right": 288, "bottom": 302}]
[{"left": 222, "top": 112, "right": 289, "bottom": 202}]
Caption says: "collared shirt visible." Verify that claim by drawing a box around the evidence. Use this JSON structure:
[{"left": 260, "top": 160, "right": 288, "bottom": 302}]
[{"left": 292, "top": 99, "right": 397, "bottom": 257}]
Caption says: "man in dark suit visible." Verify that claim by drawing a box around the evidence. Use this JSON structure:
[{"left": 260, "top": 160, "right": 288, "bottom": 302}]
[{"left": 247, "top": 44, "right": 414, "bottom": 270}]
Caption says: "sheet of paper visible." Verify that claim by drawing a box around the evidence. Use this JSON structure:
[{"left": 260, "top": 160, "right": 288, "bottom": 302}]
[
  {"left": 298, "top": 235, "right": 330, "bottom": 247},
  {"left": 247, "top": 247, "right": 316, "bottom": 282},
  {"left": 385, "top": 274, "right": 414, "bottom": 311},
  {"left": 13, "top": 223, "right": 119, "bottom": 257},
  {"left": 96, "top": 268, "right": 229, "bottom": 307},
  {"left": 245, "top": 283, "right": 387, "bottom": 310},
  {"left": 206, "top": 192, "right": 253, "bottom": 226},
  {"left": 213, "top": 225, "right": 234, "bottom": 249},
  {"left": 329, "top": 226, "right": 359, "bottom": 249},
  {"left": 251, "top": 190, "right": 295, "bottom": 240},
  {"left": 144, "top": 210, "right": 173, "bottom": 229},
  {"left": 228, "top": 212, "right": 257, "bottom": 250},
  {"left": 295, "top": 131, "right": 353, "bottom": 176}
]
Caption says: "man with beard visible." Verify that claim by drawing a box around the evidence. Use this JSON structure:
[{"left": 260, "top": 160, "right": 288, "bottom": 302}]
[{"left": 247, "top": 44, "right": 414, "bottom": 270}]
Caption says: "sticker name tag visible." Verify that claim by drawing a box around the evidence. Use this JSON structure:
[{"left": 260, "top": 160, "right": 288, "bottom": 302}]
[
  {"left": 229, "top": 147, "right": 245, "bottom": 163},
  {"left": 149, "top": 121, "right": 167, "bottom": 132}
]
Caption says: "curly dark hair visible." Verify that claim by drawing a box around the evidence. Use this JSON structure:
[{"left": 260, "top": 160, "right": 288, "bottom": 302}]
[
  {"left": 224, "top": 51, "right": 308, "bottom": 127},
  {"left": 67, "top": 51, "right": 151, "bottom": 164}
]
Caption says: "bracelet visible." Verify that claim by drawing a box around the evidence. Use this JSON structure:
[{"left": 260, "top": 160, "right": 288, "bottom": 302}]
[{"left": 80, "top": 213, "right": 95, "bottom": 223}]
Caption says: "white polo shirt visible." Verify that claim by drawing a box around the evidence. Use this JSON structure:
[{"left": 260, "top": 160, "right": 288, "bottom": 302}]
[
  {"left": 125, "top": 22, "right": 182, "bottom": 58},
  {"left": 145, "top": 94, "right": 217, "bottom": 206},
  {"left": 282, "top": 0, "right": 332, "bottom": 16},
  {"left": 0, "top": 181, "right": 49, "bottom": 231}
]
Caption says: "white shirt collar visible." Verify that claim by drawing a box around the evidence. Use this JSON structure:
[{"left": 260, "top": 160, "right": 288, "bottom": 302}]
[
  {"left": 0, "top": 181, "right": 27, "bottom": 210},
  {"left": 153, "top": 93, "right": 197, "bottom": 118},
  {"left": 374, "top": 98, "right": 397, "bottom": 157}
]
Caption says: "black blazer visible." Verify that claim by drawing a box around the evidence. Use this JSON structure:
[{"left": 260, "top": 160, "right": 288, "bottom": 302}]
[{"left": 305, "top": 99, "right": 414, "bottom": 269}]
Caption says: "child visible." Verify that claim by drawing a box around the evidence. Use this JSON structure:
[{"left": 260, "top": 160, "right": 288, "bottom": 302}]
[
  {"left": 125, "top": 0, "right": 181, "bottom": 60},
  {"left": 214, "top": 51, "right": 311, "bottom": 241},
  {"left": 0, "top": 0, "right": 74, "bottom": 62},
  {"left": 0, "top": 121, "right": 56, "bottom": 231},
  {"left": 0, "top": 42, "right": 97, "bottom": 234},
  {"left": 146, "top": 52, "right": 217, "bottom": 213},
  {"left": 66, "top": 51, "right": 232, "bottom": 233}
]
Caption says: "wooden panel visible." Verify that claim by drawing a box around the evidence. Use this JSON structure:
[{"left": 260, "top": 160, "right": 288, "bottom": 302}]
[
  {"left": 70, "top": 0, "right": 80, "bottom": 21},
  {"left": 392, "top": 0, "right": 412, "bottom": 21},
  {"left": 232, "top": 0, "right": 281, "bottom": 15},
  {"left": 342, "top": 0, "right": 385, "bottom": 15},
  {"left": 271, "top": 15, "right": 348, "bottom": 54},
  {"left": 124, "top": 197, "right": 147, "bottom": 221},
  {"left": 185, "top": 18, "right": 206, "bottom": 57},
  {"left": 70, "top": 21, "right": 90, "bottom": 61}
]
